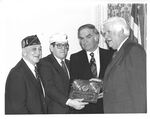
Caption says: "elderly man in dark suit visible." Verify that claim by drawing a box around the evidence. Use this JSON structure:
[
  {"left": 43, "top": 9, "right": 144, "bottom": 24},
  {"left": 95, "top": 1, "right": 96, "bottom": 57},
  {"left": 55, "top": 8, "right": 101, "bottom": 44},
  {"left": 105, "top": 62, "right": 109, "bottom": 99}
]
[
  {"left": 102, "top": 16, "right": 146, "bottom": 113},
  {"left": 5, "top": 35, "right": 47, "bottom": 114},
  {"left": 69, "top": 24, "right": 114, "bottom": 114},
  {"left": 39, "top": 33, "right": 88, "bottom": 114}
]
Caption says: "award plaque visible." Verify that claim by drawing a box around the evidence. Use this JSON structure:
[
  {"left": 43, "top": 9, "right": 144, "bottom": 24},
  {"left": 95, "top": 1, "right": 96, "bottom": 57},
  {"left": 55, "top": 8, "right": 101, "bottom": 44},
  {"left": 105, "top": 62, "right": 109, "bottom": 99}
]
[{"left": 69, "top": 79, "right": 103, "bottom": 103}]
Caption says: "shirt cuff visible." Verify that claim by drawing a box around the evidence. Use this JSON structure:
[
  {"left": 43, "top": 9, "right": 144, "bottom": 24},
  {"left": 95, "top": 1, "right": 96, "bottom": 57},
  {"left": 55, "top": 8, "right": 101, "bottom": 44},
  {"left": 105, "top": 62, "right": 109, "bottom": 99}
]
[{"left": 66, "top": 98, "right": 71, "bottom": 105}]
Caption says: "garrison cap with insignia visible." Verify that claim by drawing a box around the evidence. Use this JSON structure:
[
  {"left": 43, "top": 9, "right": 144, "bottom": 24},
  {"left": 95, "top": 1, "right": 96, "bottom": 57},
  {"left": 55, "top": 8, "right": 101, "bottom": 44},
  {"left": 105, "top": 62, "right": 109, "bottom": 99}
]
[{"left": 21, "top": 35, "right": 41, "bottom": 48}]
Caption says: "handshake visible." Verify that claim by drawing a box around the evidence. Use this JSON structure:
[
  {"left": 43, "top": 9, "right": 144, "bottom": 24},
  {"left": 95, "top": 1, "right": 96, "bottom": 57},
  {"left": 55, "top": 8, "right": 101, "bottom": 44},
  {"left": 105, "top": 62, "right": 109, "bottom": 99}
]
[{"left": 66, "top": 98, "right": 89, "bottom": 110}]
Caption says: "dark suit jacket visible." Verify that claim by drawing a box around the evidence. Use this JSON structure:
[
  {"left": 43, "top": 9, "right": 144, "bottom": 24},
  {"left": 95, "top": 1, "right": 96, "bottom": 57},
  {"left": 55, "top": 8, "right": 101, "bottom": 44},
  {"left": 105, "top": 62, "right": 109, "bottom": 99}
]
[
  {"left": 39, "top": 54, "right": 70, "bottom": 114},
  {"left": 69, "top": 47, "right": 114, "bottom": 113},
  {"left": 5, "top": 59, "right": 47, "bottom": 114},
  {"left": 103, "top": 39, "right": 146, "bottom": 113}
]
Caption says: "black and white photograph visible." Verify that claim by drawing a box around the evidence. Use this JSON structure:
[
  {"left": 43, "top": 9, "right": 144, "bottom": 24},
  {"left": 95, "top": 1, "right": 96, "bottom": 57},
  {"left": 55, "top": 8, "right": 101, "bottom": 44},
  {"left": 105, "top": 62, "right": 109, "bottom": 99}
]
[{"left": 0, "top": 0, "right": 149, "bottom": 119}]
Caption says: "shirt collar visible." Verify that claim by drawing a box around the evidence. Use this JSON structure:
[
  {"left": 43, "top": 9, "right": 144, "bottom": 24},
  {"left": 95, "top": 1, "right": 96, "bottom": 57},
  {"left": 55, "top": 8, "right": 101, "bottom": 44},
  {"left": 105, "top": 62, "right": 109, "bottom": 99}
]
[
  {"left": 23, "top": 58, "right": 36, "bottom": 75},
  {"left": 117, "top": 37, "right": 128, "bottom": 51},
  {"left": 53, "top": 55, "right": 65, "bottom": 66}
]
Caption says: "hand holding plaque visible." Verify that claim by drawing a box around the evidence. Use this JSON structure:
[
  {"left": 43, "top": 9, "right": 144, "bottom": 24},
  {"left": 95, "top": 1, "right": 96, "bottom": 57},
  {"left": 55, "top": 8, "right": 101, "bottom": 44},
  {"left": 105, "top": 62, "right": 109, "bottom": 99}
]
[{"left": 69, "top": 79, "right": 103, "bottom": 103}]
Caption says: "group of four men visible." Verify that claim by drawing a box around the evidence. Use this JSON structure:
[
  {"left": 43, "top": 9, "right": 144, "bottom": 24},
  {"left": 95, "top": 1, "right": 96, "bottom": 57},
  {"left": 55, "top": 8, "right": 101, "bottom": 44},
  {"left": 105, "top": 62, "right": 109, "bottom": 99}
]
[{"left": 5, "top": 17, "right": 146, "bottom": 114}]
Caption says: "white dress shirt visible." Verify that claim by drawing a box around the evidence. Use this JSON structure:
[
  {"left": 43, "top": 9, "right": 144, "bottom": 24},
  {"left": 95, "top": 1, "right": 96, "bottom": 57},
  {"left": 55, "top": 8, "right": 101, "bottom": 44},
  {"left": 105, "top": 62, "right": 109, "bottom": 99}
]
[
  {"left": 23, "top": 58, "right": 36, "bottom": 77},
  {"left": 117, "top": 37, "right": 128, "bottom": 51}
]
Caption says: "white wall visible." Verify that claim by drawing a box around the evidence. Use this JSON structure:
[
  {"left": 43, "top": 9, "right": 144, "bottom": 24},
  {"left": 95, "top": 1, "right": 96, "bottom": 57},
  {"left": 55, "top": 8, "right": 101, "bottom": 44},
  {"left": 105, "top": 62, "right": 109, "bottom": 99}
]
[
  {"left": 3, "top": 0, "right": 98, "bottom": 66},
  {"left": 2, "top": 0, "right": 99, "bottom": 75}
]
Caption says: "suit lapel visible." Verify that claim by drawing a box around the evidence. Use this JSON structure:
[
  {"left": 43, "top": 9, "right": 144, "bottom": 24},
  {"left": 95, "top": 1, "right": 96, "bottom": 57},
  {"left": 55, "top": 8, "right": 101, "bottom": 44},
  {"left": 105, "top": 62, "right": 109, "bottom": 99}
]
[
  {"left": 21, "top": 59, "right": 42, "bottom": 91},
  {"left": 81, "top": 50, "right": 92, "bottom": 78},
  {"left": 104, "top": 39, "right": 131, "bottom": 81},
  {"left": 49, "top": 54, "right": 70, "bottom": 81},
  {"left": 104, "top": 49, "right": 122, "bottom": 78},
  {"left": 94, "top": 48, "right": 104, "bottom": 78},
  {"left": 49, "top": 54, "right": 70, "bottom": 93},
  {"left": 64, "top": 59, "right": 70, "bottom": 78},
  {"left": 21, "top": 59, "right": 36, "bottom": 80},
  {"left": 65, "top": 59, "right": 70, "bottom": 71}
]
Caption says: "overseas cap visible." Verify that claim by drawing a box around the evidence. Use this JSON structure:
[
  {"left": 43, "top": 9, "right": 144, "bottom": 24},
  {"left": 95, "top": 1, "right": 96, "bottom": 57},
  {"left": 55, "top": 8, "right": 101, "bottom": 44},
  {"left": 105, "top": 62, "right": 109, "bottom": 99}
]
[
  {"left": 49, "top": 33, "right": 68, "bottom": 44},
  {"left": 21, "top": 35, "right": 41, "bottom": 48}
]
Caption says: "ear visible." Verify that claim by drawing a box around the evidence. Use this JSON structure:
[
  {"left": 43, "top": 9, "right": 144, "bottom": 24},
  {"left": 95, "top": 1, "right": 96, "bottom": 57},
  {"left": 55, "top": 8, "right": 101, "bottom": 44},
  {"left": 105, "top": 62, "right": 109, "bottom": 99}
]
[
  {"left": 94, "top": 34, "right": 99, "bottom": 42},
  {"left": 22, "top": 48, "right": 27, "bottom": 56},
  {"left": 49, "top": 44, "right": 53, "bottom": 52}
]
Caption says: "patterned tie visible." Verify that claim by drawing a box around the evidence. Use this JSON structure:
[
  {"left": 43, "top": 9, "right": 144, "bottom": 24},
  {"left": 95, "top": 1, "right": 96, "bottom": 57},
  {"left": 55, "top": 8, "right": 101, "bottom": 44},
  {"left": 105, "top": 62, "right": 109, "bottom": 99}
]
[
  {"left": 61, "top": 60, "right": 69, "bottom": 78},
  {"left": 90, "top": 52, "right": 97, "bottom": 78},
  {"left": 34, "top": 66, "right": 45, "bottom": 97}
]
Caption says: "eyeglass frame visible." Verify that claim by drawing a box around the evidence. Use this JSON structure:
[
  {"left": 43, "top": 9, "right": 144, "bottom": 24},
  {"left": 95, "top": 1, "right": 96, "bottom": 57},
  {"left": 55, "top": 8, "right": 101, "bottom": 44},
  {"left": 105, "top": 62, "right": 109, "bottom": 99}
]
[{"left": 51, "top": 42, "right": 69, "bottom": 49}]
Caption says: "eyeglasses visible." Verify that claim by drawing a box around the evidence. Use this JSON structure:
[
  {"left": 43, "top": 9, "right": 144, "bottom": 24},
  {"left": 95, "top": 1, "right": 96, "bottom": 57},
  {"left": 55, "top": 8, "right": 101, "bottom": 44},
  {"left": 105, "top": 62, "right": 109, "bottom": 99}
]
[{"left": 54, "top": 43, "right": 69, "bottom": 49}]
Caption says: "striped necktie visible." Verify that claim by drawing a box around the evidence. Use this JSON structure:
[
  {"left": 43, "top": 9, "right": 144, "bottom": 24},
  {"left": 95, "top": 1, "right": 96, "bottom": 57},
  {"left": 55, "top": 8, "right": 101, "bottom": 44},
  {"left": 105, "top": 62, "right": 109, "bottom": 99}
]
[
  {"left": 90, "top": 52, "right": 97, "bottom": 78},
  {"left": 61, "top": 60, "right": 69, "bottom": 78},
  {"left": 34, "top": 66, "right": 45, "bottom": 97}
]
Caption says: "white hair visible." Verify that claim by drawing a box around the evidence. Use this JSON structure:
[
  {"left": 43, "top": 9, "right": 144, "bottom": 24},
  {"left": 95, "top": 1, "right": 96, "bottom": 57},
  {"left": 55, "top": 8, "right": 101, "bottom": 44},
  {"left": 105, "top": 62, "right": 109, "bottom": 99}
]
[{"left": 103, "top": 17, "right": 130, "bottom": 36}]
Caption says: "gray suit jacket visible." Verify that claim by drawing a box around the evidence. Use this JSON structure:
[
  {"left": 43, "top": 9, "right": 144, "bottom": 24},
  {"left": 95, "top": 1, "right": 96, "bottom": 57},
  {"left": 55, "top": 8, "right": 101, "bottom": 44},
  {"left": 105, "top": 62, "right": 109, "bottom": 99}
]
[{"left": 103, "top": 39, "right": 146, "bottom": 113}]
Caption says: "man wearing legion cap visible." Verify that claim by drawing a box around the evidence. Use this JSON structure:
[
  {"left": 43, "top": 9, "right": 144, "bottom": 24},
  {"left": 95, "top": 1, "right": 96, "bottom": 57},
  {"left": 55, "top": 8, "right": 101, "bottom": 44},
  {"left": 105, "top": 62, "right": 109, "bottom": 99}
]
[
  {"left": 5, "top": 35, "right": 47, "bottom": 114},
  {"left": 39, "top": 33, "right": 88, "bottom": 114}
]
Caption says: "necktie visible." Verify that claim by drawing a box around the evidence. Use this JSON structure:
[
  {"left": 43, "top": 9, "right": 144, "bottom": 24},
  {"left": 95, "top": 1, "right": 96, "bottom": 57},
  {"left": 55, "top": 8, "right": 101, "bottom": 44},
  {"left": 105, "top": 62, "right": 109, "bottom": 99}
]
[
  {"left": 34, "top": 66, "right": 45, "bottom": 97},
  {"left": 90, "top": 52, "right": 97, "bottom": 78},
  {"left": 61, "top": 60, "right": 69, "bottom": 78}
]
